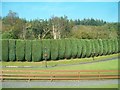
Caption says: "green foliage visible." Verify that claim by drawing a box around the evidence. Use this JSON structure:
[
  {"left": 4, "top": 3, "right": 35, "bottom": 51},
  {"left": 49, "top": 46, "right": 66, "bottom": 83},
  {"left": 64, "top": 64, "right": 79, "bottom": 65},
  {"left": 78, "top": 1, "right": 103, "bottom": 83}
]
[
  {"left": 0, "top": 40, "right": 1, "bottom": 61},
  {"left": 85, "top": 39, "right": 92, "bottom": 57},
  {"left": 1, "top": 38, "right": 119, "bottom": 62},
  {"left": 114, "top": 38, "right": 118, "bottom": 53},
  {"left": 16, "top": 40, "right": 25, "bottom": 61},
  {"left": 58, "top": 39, "right": 65, "bottom": 59},
  {"left": 64, "top": 39, "right": 72, "bottom": 59},
  {"left": 102, "top": 39, "right": 108, "bottom": 55},
  {"left": 107, "top": 39, "right": 112, "bottom": 55},
  {"left": 9, "top": 39, "right": 16, "bottom": 61},
  {"left": 50, "top": 39, "right": 58, "bottom": 60},
  {"left": 2, "top": 39, "right": 9, "bottom": 61},
  {"left": 93, "top": 39, "right": 100, "bottom": 56},
  {"left": 25, "top": 40, "right": 32, "bottom": 62},
  {"left": 32, "top": 40, "right": 42, "bottom": 62},
  {"left": 98, "top": 39, "right": 103, "bottom": 56},
  {"left": 77, "top": 39, "right": 82, "bottom": 58},
  {"left": 81, "top": 39, "right": 86, "bottom": 58},
  {"left": 91, "top": 39, "right": 95, "bottom": 57},
  {"left": 71, "top": 39, "right": 78, "bottom": 58},
  {"left": 42, "top": 39, "right": 51, "bottom": 60}
]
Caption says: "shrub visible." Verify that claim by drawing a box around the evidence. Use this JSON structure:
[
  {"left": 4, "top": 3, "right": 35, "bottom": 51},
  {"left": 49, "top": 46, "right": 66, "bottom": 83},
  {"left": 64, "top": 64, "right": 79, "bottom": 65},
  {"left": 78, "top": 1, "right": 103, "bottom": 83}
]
[
  {"left": 86, "top": 39, "right": 92, "bottom": 57},
  {"left": 71, "top": 39, "right": 78, "bottom": 58},
  {"left": 64, "top": 39, "right": 72, "bottom": 59},
  {"left": 32, "top": 40, "right": 42, "bottom": 62},
  {"left": 102, "top": 39, "right": 108, "bottom": 55},
  {"left": 107, "top": 39, "right": 112, "bottom": 55},
  {"left": 91, "top": 39, "right": 95, "bottom": 57},
  {"left": 98, "top": 39, "right": 103, "bottom": 56},
  {"left": 94, "top": 39, "right": 100, "bottom": 56},
  {"left": 9, "top": 39, "right": 16, "bottom": 61},
  {"left": 2, "top": 39, "right": 9, "bottom": 61},
  {"left": 114, "top": 38, "right": 118, "bottom": 53},
  {"left": 111, "top": 39, "right": 115, "bottom": 54},
  {"left": 77, "top": 39, "right": 82, "bottom": 58},
  {"left": 50, "top": 39, "right": 58, "bottom": 60},
  {"left": 42, "top": 39, "right": 51, "bottom": 60},
  {"left": 0, "top": 40, "right": 1, "bottom": 61},
  {"left": 81, "top": 39, "right": 86, "bottom": 58},
  {"left": 16, "top": 40, "right": 25, "bottom": 61},
  {"left": 25, "top": 40, "right": 32, "bottom": 62},
  {"left": 58, "top": 39, "right": 65, "bottom": 59}
]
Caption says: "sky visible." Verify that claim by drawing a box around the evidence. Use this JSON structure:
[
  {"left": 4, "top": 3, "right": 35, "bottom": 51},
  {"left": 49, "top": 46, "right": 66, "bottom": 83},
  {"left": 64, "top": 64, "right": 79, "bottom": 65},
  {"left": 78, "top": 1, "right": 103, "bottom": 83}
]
[{"left": 2, "top": 2, "right": 118, "bottom": 22}]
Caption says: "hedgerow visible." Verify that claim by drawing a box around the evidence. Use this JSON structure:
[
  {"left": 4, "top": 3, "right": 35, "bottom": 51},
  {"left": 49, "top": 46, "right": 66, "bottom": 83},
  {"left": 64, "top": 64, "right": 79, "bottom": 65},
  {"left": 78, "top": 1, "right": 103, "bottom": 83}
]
[{"left": 1, "top": 38, "right": 119, "bottom": 62}]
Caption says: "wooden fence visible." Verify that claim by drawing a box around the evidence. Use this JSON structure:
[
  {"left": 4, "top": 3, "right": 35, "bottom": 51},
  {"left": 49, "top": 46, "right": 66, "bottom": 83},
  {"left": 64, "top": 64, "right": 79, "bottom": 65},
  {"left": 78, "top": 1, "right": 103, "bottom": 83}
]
[{"left": 0, "top": 70, "right": 120, "bottom": 81}]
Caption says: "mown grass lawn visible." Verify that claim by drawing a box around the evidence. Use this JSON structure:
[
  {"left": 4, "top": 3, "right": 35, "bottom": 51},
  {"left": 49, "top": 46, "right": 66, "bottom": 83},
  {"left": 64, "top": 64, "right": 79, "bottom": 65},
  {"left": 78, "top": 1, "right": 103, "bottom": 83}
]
[
  {"left": 32, "top": 84, "right": 119, "bottom": 88},
  {"left": 2, "top": 53, "right": 119, "bottom": 67},
  {"left": 2, "top": 58, "right": 118, "bottom": 71}
]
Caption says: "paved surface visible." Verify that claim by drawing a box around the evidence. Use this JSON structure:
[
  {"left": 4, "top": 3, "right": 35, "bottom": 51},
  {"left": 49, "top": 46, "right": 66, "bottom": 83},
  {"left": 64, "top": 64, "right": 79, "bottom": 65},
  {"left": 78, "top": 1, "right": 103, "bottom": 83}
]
[{"left": 2, "top": 79, "right": 119, "bottom": 88}]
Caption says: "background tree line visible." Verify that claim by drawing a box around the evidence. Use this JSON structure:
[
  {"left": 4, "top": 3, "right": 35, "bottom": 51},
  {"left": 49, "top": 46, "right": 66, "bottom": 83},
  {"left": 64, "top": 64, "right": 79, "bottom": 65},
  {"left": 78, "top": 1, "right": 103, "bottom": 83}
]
[{"left": 1, "top": 10, "right": 119, "bottom": 39}]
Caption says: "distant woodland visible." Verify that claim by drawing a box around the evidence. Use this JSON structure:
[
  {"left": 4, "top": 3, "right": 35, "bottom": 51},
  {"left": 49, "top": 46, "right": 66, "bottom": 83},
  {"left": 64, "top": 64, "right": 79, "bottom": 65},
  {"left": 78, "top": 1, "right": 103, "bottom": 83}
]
[{"left": 1, "top": 10, "right": 119, "bottom": 39}]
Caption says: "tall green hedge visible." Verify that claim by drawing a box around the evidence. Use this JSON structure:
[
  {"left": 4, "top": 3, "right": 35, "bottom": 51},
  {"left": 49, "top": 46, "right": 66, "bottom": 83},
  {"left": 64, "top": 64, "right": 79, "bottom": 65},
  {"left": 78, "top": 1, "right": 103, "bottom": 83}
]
[
  {"left": 86, "top": 39, "right": 92, "bottom": 57},
  {"left": 102, "top": 39, "right": 108, "bottom": 55},
  {"left": 64, "top": 39, "right": 72, "bottom": 59},
  {"left": 98, "top": 39, "right": 103, "bottom": 56},
  {"left": 94, "top": 39, "right": 100, "bottom": 56},
  {"left": 77, "top": 39, "right": 82, "bottom": 58},
  {"left": 32, "top": 40, "right": 42, "bottom": 62},
  {"left": 111, "top": 39, "right": 115, "bottom": 54},
  {"left": 9, "top": 39, "right": 16, "bottom": 61},
  {"left": 114, "top": 39, "right": 118, "bottom": 53},
  {"left": 107, "top": 39, "right": 112, "bottom": 55},
  {"left": 50, "top": 39, "right": 58, "bottom": 60},
  {"left": 16, "top": 40, "right": 25, "bottom": 61},
  {"left": 2, "top": 39, "right": 9, "bottom": 61},
  {"left": 81, "top": 39, "right": 86, "bottom": 58},
  {"left": 58, "top": 39, "right": 65, "bottom": 59},
  {"left": 42, "top": 39, "right": 51, "bottom": 60},
  {"left": 91, "top": 39, "right": 95, "bottom": 57},
  {"left": 71, "top": 39, "right": 78, "bottom": 58},
  {"left": 0, "top": 39, "right": 2, "bottom": 61},
  {"left": 118, "top": 39, "right": 120, "bottom": 53},
  {"left": 1, "top": 39, "right": 119, "bottom": 62},
  {"left": 25, "top": 40, "right": 32, "bottom": 62}
]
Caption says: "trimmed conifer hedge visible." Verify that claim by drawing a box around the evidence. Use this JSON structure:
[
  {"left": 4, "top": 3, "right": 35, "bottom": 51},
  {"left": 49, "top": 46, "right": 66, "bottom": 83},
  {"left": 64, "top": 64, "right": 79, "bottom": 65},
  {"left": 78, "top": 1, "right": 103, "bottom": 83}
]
[
  {"left": 94, "top": 39, "right": 100, "bottom": 56},
  {"left": 16, "top": 40, "right": 25, "bottom": 61},
  {"left": 2, "top": 39, "right": 9, "bottom": 61},
  {"left": 77, "top": 39, "right": 82, "bottom": 58},
  {"left": 71, "top": 39, "right": 78, "bottom": 58},
  {"left": 107, "top": 39, "right": 112, "bottom": 55},
  {"left": 98, "top": 39, "right": 103, "bottom": 56},
  {"left": 0, "top": 39, "right": 1, "bottom": 61},
  {"left": 64, "top": 39, "right": 72, "bottom": 59},
  {"left": 9, "top": 39, "right": 16, "bottom": 61},
  {"left": 1, "top": 38, "right": 119, "bottom": 62},
  {"left": 114, "top": 39, "right": 118, "bottom": 53},
  {"left": 50, "top": 39, "right": 58, "bottom": 60},
  {"left": 32, "top": 40, "right": 42, "bottom": 62},
  {"left": 86, "top": 39, "right": 92, "bottom": 57},
  {"left": 42, "top": 39, "right": 51, "bottom": 60},
  {"left": 102, "top": 39, "right": 108, "bottom": 55},
  {"left": 25, "top": 40, "right": 32, "bottom": 62},
  {"left": 58, "top": 39, "right": 65, "bottom": 59},
  {"left": 81, "top": 39, "right": 86, "bottom": 58}
]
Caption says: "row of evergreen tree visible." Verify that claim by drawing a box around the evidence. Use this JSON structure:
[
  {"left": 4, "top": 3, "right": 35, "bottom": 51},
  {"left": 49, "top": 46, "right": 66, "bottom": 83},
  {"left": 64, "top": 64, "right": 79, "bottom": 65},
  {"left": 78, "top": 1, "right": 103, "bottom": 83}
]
[{"left": 1, "top": 39, "right": 119, "bottom": 62}]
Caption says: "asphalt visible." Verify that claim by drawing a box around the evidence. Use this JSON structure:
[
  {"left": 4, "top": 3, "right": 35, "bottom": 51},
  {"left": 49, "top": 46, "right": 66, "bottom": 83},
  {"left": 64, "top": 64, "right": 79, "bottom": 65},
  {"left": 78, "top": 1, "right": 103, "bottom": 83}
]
[{"left": 2, "top": 79, "right": 119, "bottom": 88}]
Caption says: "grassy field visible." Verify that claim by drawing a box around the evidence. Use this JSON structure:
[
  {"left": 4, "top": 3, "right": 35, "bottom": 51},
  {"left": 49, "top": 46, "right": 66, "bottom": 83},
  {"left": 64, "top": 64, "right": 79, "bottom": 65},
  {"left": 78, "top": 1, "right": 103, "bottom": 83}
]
[
  {"left": 32, "top": 84, "right": 119, "bottom": 88},
  {"left": 2, "top": 58, "right": 118, "bottom": 71},
  {"left": 2, "top": 53, "right": 119, "bottom": 67}
]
